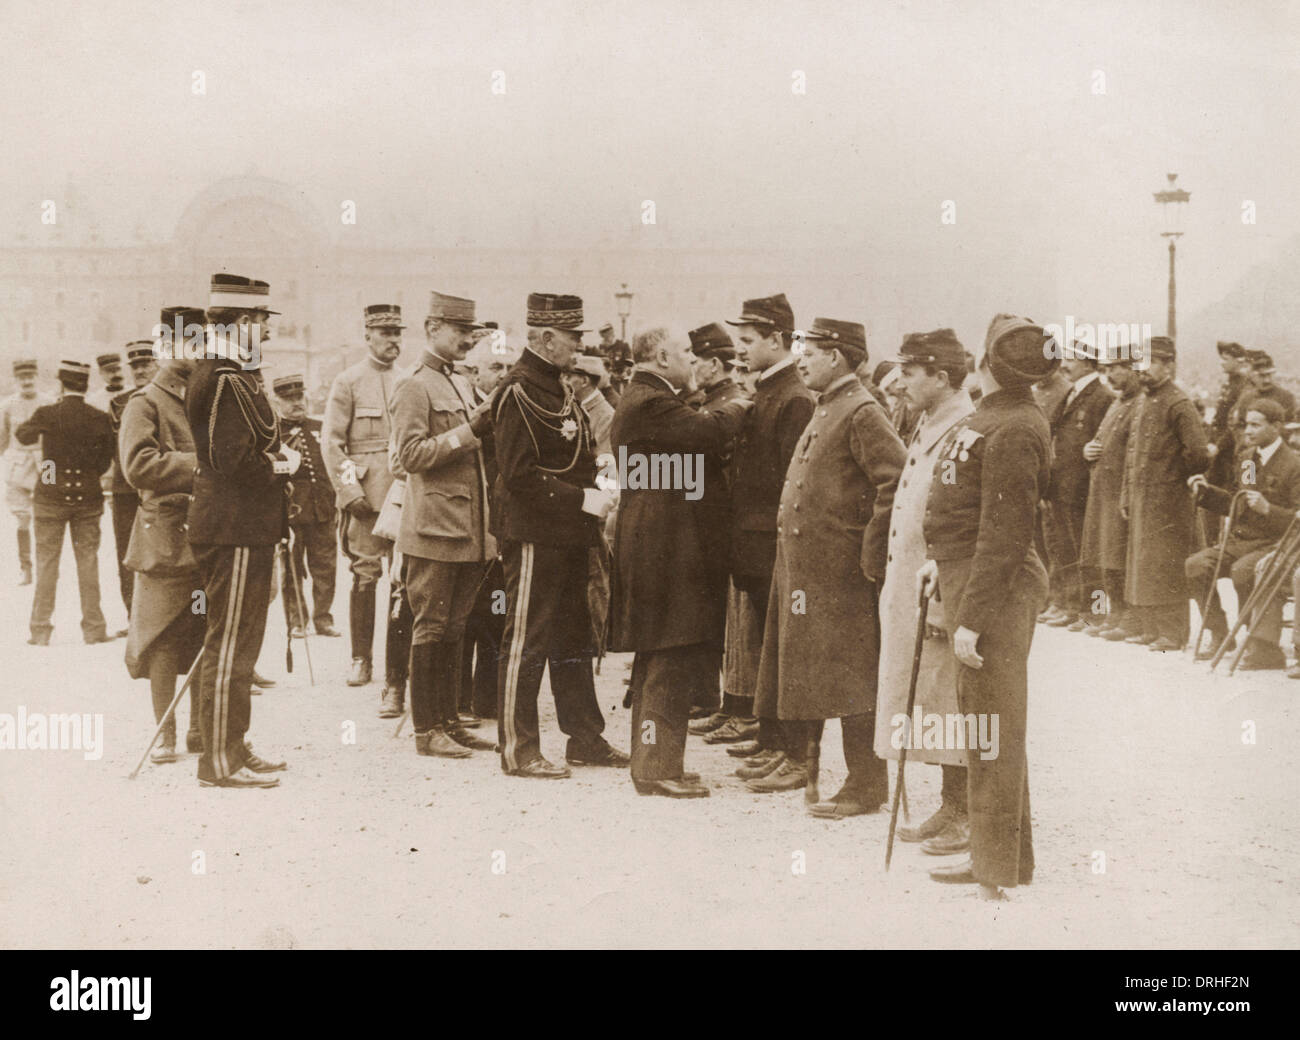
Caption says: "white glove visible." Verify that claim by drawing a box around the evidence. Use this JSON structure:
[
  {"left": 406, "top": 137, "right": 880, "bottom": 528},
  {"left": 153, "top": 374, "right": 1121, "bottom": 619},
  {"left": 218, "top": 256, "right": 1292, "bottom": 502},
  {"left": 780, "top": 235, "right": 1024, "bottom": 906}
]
[
  {"left": 273, "top": 444, "right": 302, "bottom": 476},
  {"left": 581, "top": 487, "right": 616, "bottom": 519}
]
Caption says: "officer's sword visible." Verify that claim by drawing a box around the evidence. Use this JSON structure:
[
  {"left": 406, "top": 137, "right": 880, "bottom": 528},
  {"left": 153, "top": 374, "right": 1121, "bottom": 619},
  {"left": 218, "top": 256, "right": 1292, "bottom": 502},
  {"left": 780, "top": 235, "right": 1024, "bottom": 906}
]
[
  {"left": 127, "top": 649, "right": 204, "bottom": 779},
  {"left": 280, "top": 537, "right": 316, "bottom": 685}
]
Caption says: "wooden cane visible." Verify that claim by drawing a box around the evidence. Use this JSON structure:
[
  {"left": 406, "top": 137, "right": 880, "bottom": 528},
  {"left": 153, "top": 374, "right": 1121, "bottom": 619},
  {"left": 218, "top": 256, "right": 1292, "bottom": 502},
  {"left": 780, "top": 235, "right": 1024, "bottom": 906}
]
[
  {"left": 886, "top": 583, "right": 933, "bottom": 871},
  {"left": 1225, "top": 531, "right": 1300, "bottom": 675},
  {"left": 281, "top": 537, "right": 316, "bottom": 685},
  {"left": 1209, "top": 515, "right": 1300, "bottom": 671},
  {"left": 1189, "top": 487, "right": 1248, "bottom": 656},
  {"left": 127, "top": 649, "right": 204, "bottom": 779}
]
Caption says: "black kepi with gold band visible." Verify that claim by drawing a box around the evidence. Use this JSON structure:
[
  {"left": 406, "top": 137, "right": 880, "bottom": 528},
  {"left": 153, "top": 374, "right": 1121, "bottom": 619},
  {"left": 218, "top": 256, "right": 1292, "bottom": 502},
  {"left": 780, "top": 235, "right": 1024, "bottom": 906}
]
[
  {"left": 365, "top": 304, "right": 405, "bottom": 330},
  {"left": 58, "top": 359, "right": 92, "bottom": 393},
  {"left": 726, "top": 293, "right": 795, "bottom": 332},
  {"left": 526, "top": 292, "right": 588, "bottom": 332}
]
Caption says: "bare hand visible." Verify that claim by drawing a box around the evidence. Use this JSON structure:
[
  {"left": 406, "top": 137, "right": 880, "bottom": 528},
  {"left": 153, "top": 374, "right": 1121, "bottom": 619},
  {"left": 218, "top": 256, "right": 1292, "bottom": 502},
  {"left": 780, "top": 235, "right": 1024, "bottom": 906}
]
[
  {"left": 916, "top": 559, "right": 938, "bottom": 600},
  {"left": 1082, "top": 439, "right": 1102, "bottom": 462},
  {"left": 1187, "top": 474, "right": 1208, "bottom": 493},
  {"left": 1206, "top": 442, "right": 1219, "bottom": 459},
  {"left": 1244, "top": 490, "right": 1269, "bottom": 514},
  {"left": 954, "top": 626, "right": 983, "bottom": 669}
]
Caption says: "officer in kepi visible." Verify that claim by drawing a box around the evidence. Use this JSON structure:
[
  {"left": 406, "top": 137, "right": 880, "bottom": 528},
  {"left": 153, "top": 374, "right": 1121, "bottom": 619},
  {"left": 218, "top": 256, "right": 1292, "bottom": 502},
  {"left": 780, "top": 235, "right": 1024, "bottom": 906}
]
[
  {"left": 493, "top": 292, "right": 629, "bottom": 778},
  {"left": 918, "top": 314, "right": 1054, "bottom": 899},
  {"left": 271, "top": 373, "right": 340, "bottom": 639},
  {"left": 0, "top": 357, "right": 53, "bottom": 586},
  {"left": 16, "top": 359, "right": 117, "bottom": 645},
  {"left": 323, "top": 304, "right": 414, "bottom": 716},
  {"left": 186, "top": 273, "right": 296, "bottom": 789}
]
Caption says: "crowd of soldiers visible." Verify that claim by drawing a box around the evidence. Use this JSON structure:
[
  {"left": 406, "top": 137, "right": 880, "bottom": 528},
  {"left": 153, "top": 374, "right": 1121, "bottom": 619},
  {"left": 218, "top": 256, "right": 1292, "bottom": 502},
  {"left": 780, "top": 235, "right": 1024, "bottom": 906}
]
[{"left": 2, "top": 270, "right": 1294, "bottom": 901}]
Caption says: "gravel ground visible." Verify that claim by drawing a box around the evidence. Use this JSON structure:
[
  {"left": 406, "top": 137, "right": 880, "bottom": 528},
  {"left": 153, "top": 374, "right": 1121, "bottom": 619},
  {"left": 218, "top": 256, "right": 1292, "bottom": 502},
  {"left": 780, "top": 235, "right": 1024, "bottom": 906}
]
[{"left": 2, "top": 529, "right": 1297, "bottom": 949}]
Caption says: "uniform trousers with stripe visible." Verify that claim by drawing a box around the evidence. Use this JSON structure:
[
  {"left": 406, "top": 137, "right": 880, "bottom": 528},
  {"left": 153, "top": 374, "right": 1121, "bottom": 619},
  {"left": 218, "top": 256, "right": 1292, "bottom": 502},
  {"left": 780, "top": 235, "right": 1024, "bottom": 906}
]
[
  {"left": 629, "top": 643, "right": 714, "bottom": 781},
  {"left": 193, "top": 543, "right": 274, "bottom": 781},
  {"left": 497, "top": 539, "right": 606, "bottom": 772}
]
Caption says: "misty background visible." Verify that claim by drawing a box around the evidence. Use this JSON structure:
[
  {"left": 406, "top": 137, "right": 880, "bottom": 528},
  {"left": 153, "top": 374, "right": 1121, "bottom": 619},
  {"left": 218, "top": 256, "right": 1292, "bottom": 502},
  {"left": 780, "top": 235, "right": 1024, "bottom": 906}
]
[{"left": 2, "top": 0, "right": 1298, "bottom": 385}]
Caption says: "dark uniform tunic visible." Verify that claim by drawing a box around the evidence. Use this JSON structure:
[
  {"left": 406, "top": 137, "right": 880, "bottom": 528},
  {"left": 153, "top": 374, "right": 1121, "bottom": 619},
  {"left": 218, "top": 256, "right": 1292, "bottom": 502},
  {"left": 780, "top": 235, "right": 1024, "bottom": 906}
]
[
  {"left": 609, "top": 369, "right": 748, "bottom": 781},
  {"left": 16, "top": 393, "right": 115, "bottom": 642},
  {"left": 186, "top": 352, "right": 289, "bottom": 782},
  {"left": 923, "top": 385, "right": 1050, "bottom": 889},
  {"left": 491, "top": 347, "right": 607, "bottom": 772},
  {"left": 729, "top": 359, "right": 814, "bottom": 739},
  {"left": 280, "top": 415, "right": 338, "bottom": 631}
]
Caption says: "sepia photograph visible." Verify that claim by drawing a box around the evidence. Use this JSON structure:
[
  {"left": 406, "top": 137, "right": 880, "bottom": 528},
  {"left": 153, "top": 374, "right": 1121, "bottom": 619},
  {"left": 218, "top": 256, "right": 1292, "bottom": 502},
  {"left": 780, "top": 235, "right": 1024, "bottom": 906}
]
[{"left": 0, "top": 0, "right": 1293, "bottom": 1006}]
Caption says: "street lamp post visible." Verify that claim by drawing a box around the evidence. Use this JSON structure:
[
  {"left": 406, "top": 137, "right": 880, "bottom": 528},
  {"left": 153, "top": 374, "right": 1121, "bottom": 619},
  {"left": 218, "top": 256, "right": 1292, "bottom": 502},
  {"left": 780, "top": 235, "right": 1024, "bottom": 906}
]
[
  {"left": 1153, "top": 173, "right": 1190, "bottom": 341},
  {"left": 615, "top": 283, "right": 633, "bottom": 342}
]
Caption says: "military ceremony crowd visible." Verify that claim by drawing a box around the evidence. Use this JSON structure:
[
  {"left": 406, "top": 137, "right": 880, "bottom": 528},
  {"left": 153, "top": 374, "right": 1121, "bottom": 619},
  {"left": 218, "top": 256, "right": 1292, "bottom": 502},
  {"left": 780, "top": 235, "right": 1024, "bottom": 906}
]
[{"left": 4, "top": 271, "right": 1297, "bottom": 900}]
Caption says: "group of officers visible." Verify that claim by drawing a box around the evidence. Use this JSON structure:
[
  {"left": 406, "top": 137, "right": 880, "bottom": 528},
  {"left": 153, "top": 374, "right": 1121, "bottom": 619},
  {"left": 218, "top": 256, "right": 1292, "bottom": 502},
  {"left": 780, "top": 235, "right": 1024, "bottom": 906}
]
[{"left": 7, "top": 268, "right": 1291, "bottom": 900}]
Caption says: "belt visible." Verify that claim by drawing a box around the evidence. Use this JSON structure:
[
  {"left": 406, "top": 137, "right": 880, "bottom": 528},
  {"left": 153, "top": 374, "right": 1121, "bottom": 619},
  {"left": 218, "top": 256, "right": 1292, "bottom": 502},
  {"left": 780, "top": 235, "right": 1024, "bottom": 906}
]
[{"left": 348, "top": 439, "right": 389, "bottom": 453}]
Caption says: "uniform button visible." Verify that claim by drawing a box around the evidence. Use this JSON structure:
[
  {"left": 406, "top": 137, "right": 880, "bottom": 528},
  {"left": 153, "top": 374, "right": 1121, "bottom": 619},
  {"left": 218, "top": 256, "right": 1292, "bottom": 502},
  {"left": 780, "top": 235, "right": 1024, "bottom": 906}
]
[
  {"left": 819, "top": 409, "right": 827, "bottom": 416},
  {"left": 909, "top": 458, "right": 916, "bottom": 466},
  {"left": 796, "top": 480, "right": 803, "bottom": 488},
  {"left": 901, "top": 480, "right": 908, "bottom": 489},
  {"left": 793, "top": 528, "right": 800, "bottom": 535},
  {"left": 777, "top": 525, "right": 783, "bottom": 534},
  {"left": 793, "top": 502, "right": 800, "bottom": 510},
  {"left": 888, "top": 553, "right": 893, "bottom": 562}
]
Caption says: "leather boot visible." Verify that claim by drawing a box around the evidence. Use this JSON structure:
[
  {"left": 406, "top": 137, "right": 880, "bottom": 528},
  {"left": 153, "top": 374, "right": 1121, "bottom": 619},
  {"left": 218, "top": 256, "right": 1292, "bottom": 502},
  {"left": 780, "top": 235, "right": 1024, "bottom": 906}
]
[
  {"left": 438, "top": 641, "right": 494, "bottom": 750},
  {"left": 384, "top": 586, "right": 412, "bottom": 687},
  {"left": 378, "top": 682, "right": 404, "bottom": 719},
  {"left": 414, "top": 728, "right": 473, "bottom": 758},
  {"left": 348, "top": 585, "right": 376, "bottom": 682},
  {"left": 17, "top": 527, "right": 32, "bottom": 585}
]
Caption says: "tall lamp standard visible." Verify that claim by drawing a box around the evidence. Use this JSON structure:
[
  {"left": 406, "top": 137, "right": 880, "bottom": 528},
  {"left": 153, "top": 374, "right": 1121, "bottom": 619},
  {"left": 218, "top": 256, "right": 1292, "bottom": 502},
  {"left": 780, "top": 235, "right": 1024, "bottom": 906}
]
[
  {"left": 1153, "top": 173, "right": 1190, "bottom": 341},
  {"left": 615, "top": 283, "right": 633, "bottom": 343}
]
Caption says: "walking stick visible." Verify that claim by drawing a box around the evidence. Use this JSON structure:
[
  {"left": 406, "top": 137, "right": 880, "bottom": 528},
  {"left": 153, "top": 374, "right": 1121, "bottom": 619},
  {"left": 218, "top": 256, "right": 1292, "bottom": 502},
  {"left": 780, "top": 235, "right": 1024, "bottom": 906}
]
[
  {"left": 1209, "top": 514, "right": 1300, "bottom": 670},
  {"left": 280, "top": 538, "right": 316, "bottom": 685},
  {"left": 393, "top": 707, "right": 409, "bottom": 739},
  {"left": 886, "top": 582, "right": 933, "bottom": 872},
  {"left": 1224, "top": 530, "right": 1300, "bottom": 676},
  {"left": 1189, "top": 487, "right": 1248, "bottom": 657},
  {"left": 127, "top": 649, "right": 204, "bottom": 779}
]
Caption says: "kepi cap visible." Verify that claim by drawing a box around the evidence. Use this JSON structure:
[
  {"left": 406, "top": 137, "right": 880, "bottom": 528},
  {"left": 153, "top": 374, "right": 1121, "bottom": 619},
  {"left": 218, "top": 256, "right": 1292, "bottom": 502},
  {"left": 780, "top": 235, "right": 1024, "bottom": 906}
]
[{"left": 726, "top": 293, "right": 795, "bottom": 333}]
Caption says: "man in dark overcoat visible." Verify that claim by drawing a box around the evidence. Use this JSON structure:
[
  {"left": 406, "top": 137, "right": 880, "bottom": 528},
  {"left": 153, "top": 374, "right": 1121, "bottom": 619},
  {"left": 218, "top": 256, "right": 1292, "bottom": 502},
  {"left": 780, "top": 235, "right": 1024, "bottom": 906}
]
[
  {"left": 1042, "top": 341, "right": 1113, "bottom": 629},
  {"left": 1120, "top": 337, "right": 1210, "bottom": 650},
  {"left": 753, "top": 319, "right": 904, "bottom": 805},
  {"left": 1080, "top": 354, "right": 1142, "bottom": 639},
  {"left": 920, "top": 314, "right": 1055, "bottom": 898},
  {"left": 609, "top": 327, "right": 749, "bottom": 797}
]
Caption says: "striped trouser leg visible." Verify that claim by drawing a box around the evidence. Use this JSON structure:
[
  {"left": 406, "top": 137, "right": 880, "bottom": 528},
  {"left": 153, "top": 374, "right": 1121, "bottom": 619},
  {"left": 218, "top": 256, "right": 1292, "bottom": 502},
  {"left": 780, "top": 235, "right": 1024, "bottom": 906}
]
[
  {"left": 194, "top": 544, "right": 275, "bottom": 780},
  {"left": 497, "top": 540, "right": 545, "bottom": 772}
]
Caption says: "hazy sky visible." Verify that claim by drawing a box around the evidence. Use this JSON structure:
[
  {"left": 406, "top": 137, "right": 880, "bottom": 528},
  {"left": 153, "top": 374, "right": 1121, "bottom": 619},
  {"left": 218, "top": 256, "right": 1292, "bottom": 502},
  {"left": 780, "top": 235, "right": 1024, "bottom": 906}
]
[{"left": 3, "top": 0, "right": 1299, "bottom": 356}]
